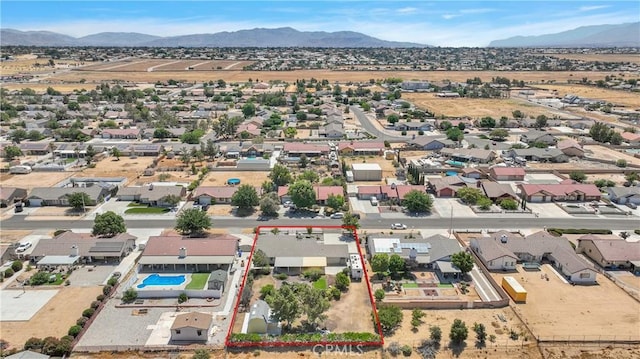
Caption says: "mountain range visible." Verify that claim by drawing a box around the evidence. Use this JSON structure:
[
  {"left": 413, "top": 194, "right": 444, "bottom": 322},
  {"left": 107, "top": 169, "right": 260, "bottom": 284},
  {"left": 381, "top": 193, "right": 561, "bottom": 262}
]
[
  {"left": 0, "top": 27, "right": 428, "bottom": 48},
  {"left": 1, "top": 23, "right": 638, "bottom": 48},
  {"left": 489, "top": 22, "right": 640, "bottom": 47}
]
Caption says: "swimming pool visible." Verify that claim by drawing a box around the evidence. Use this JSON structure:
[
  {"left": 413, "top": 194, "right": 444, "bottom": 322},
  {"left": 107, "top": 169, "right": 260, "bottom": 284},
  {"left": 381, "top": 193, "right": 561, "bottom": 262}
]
[
  {"left": 137, "top": 274, "right": 186, "bottom": 289},
  {"left": 227, "top": 178, "right": 241, "bottom": 185}
]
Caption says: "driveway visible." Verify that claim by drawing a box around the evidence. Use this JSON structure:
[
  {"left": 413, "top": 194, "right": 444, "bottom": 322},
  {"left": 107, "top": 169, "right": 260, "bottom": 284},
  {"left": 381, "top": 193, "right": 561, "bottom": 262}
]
[
  {"left": 526, "top": 203, "right": 573, "bottom": 218},
  {"left": 350, "top": 198, "right": 379, "bottom": 215},
  {"left": 432, "top": 198, "right": 477, "bottom": 218}
]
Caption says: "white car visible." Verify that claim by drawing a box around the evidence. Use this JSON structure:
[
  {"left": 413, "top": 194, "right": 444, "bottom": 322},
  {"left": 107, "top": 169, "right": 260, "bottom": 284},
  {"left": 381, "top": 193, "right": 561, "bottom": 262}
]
[
  {"left": 16, "top": 242, "right": 32, "bottom": 252},
  {"left": 330, "top": 212, "right": 344, "bottom": 219},
  {"left": 391, "top": 223, "right": 407, "bottom": 230}
]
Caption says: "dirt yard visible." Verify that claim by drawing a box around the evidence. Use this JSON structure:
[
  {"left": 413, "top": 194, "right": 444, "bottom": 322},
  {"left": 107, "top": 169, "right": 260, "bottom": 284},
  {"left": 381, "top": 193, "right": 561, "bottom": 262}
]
[
  {"left": 584, "top": 145, "right": 640, "bottom": 166},
  {"left": 199, "top": 170, "right": 270, "bottom": 187},
  {"left": 535, "top": 84, "right": 640, "bottom": 108},
  {"left": 324, "top": 279, "right": 377, "bottom": 333},
  {"left": 344, "top": 156, "right": 398, "bottom": 181},
  {"left": 403, "top": 93, "right": 561, "bottom": 118},
  {"left": 0, "top": 171, "right": 74, "bottom": 189},
  {"left": 0, "top": 286, "right": 103, "bottom": 350},
  {"left": 491, "top": 265, "right": 640, "bottom": 341},
  {"left": 0, "top": 230, "right": 32, "bottom": 244},
  {"left": 79, "top": 156, "right": 156, "bottom": 184}
]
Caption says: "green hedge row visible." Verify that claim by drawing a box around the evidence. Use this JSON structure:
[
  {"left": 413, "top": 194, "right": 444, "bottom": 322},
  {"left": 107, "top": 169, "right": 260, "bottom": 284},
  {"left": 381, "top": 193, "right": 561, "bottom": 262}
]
[
  {"left": 547, "top": 228, "right": 612, "bottom": 236},
  {"left": 229, "top": 332, "right": 380, "bottom": 343}
]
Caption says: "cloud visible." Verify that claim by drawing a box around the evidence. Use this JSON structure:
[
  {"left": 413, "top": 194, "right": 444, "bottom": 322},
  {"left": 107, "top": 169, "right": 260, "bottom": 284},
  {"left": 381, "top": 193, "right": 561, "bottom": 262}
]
[
  {"left": 579, "top": 5, "right": 610, "bottom": 12},
  {"left": 397, "top": 7, "right": 418, "bottom": 14},
  {"left": 459, "top": 8, "right": 496, "bottom": 15},
  {"left": 442, "top": 14, "right": 460, "bottom": 20}
]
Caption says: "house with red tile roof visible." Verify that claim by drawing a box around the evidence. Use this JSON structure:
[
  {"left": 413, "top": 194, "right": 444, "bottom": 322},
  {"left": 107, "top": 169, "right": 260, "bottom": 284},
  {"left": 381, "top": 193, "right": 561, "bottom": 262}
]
[
  {"left": 556, "top": 139, "right": 585, "bottom": 157},
  {"left": 138, "top": 235, "right": 239, "bottom": 272},
  {"left": 621, "top": 131, "right": 640, "bottom": 145},
  {"left": 489, "top": 166, "right": 526, "bottom": 181},
  {"left": 277, "top": 185, "right": 344, "bottom": 205},
  {"left": 283, "top": 143, "right": 330, "bottom": 157},
  {"left": 338, "top": 141, "right": 384, "bottom": 156},
  {"left": 517, "top": 182, "right": 601, "bottom": 202}
]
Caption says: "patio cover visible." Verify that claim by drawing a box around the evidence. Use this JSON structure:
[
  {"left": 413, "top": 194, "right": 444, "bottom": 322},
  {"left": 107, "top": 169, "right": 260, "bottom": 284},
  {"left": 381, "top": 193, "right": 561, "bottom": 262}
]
[
  {"left": 435, "top": 261, "right": 461, "bottom": 274},
  {"left": 37, "top": 255, "right": 80, "bottom": 266},
  {"left": 274, "top": 257, "right": 327, "bottom": 268}
]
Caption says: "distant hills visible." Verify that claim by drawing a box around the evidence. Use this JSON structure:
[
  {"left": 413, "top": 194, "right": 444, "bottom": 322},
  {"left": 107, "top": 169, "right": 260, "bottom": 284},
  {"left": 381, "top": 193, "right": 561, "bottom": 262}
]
[
  {"left": 489, "top": 22, "right": 640, "bottom": 47},
  {"left": 0, "top": 27, "right": 429, "bottom": 48}
]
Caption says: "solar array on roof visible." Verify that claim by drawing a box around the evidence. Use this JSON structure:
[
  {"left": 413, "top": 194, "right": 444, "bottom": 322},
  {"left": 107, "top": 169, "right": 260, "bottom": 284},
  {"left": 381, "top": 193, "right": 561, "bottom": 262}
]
[
  {"left": 133, "top": 145, "right": 160, "bottom": 151},
  {"left": 373, "top": 238, "right": 431, "bottom": 254}
]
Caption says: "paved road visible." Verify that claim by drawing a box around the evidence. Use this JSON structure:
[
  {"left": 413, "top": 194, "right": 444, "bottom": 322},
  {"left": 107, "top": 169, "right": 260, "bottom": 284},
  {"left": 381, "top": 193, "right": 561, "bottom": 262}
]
[
  {"left": 2, "top": 215, "right": 638, "bottom": 230},
  {"left": 349, "top": 106, "right": 407, "bottom": 143}
]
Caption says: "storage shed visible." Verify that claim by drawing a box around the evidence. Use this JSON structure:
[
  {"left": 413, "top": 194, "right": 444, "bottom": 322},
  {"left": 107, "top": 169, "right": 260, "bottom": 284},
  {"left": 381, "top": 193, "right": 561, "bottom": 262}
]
[
  {"left": 351, "top": 163, "right": 382, "bottom": 181},
  {"left": 502, "top": 276, "right": 527, "bottom": 303}
]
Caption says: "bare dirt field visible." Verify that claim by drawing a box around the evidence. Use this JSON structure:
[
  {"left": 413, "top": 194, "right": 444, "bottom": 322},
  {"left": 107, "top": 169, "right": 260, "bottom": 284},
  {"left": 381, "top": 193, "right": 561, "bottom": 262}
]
[
  {"left": 324, "top": 279, "right": 376, "bottom": 333},
  {"left": 0, "top": 171, "right": 74, "bottom": 189},
  {"left": 1, "top": 82, "right": 99, "bottom": 93},
  {"left": 199, "top": 170, "right": 270, "bottom": 187},
  {"left": 0, "top": 286, "right": 103, "bottom": 350},
  {"left": 41, "top": 70, "right": 629, "bottom": 85},
  {"left": 535, "top": 84, "right": 640, "bottom": 108},
  {"left": 0, "top": 56, "right": 94, "bottom": 75},
  {"left": 404, "top": 93, "right": 560, "bottom": 118},
  {"left": 539, "top": 53, "right": 640, "bottom": 64},
  {"left": 79, "top": 156, "right": 156, "bottom": 184},
  {"left": 584, "top": 145, "right": 640, "bottom": 166},
  {"left": 344, "top": 156, "right": 397, "bottom": 180},
  {"left": 0, "top": 230, "right": 32, "bottom": 244},
  {"left": 491, "top": 264, "right": 640, "bottom": 341}
]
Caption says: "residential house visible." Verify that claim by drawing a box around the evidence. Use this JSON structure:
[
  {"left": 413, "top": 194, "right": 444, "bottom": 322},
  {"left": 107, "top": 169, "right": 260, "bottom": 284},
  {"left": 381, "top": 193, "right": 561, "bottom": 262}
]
[
  {"left": 577, "top": 235, "right": 640, "bottom": 270},
  {"left": 507, "top": 148, "right": 568, "bottom": 163},
  {"left": 27, "top": 185, "right": 109, "bottom": 207},
  {"left": 0, "top": 187, "right": 27, "bottom": 207},
  {"left": 256, "top": 233, "right": 349, "bottom": 275},
  {"left": 18, "top": 141, "right": 51, "bottom": 155},
  {"left": 236, "top": 122, "right": 262, "bottom": 138},
  {"left": 489, "top": 167, "right": 526, "bottom": 181},
  {"left": 367, "top": 234, "right": 462, "bottom": 273},
  {"left": 440, "top": 148, "right": 495, "bottom": 163},
  {"left": 101, "top": 128, "right": 140, "bottom": 139},
  {"left": 460, "top": 168, "right": 484, "bottom": 179},
  {"left": 315, "top": 186, "right": 345, "bottom": 205},
  {"left": 117, "top": 184, "right": 186, "bottom": 207},
  {"left": 621, "top": 131, "right": 640, "bottom": 145},
  {"left": 207, "top": 269, "right": 228, "bottom": 298},
  {"left": 471, "top": 230, "right": 597, "bottom": 283},
  {"left": 427, "top": 175, "right": 470, "bottom": 197},
  {"left": 338, "top": 141, "right": 384, "bottom": 156},
  {"left": 170, "top": 312, "right": 213, "bottom": 342},
  {"left": 518, "top": 182, "right": 601, "bottom": 202},
  {"left": 606, "top": 187, "right": 640, "bottom": 205},
  {"left": 482, "top": 182, "right": 518, "bottom": 202},
  {"left": 400, "top": 81, "right": 431, "bottom": 91},
  {"left": 519, "top": 130, "right": 557, "bottom": 146},
  {"left": 138, "top": 234, "right": 239, "bottom": 272},
  {"left": 192, "top": 186, "right": 261, "bottom": 205},
  {"left": 556, "top": 139, "right": 585, "bottom": 157},
  {"left": 30, "top": 232, "right": 136, "bottom": 266},
  {"left": 357, "top": 186, "right": 382, "bottom": 200},
  {"left": 394, "top": 122, "right": 434, "bottom": 132},
  {"left": 283, "top": 142, "right": 330, "bottom": 157},
  {"left": 409, "top": 136, "right": 455, "bottom": 151},
  {"left": 130, "top": 144, "right": 163, "bottom": 157},
  {"left": 247, "top": 300, "right": 281, "bottom": 335},
  {"left": 319, "top": 123, "right": 345, "bottom": 138}
]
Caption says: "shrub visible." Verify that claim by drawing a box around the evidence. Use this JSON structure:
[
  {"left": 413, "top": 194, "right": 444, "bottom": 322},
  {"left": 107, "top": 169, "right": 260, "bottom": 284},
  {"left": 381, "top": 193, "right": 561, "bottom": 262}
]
[
  {"left": 102, "top": 285, "right": 113, "bottom": 296},
  {"left": 178, "top": 292, "right": 188, "bottom": 304},
  {"left": 275, "top": 273, "right": 288, "bottom": 280},
  {"left": 24, "top": 337, "right": 43, "bottom": 350},
  {"left": 374, "top": 289, "right": 385, "bottom": 301},
  {"left": 90, "top": 301, "right": 101, "bottom": 309},
  {"left": 387, "top": 342, "right": 401, "bottom": 356},
  {"left": 330, "top": 287, "right": 341, "bottom": 300},
  {"left": 193, "top": 349, "right": 211, "bottom": 359},
  {"left": 418, "top": 130, "right": 424, "bottom": 135},
  {"left": 107, "top": 276, "right": 118, "bottom": 286},
  {"left": 401, "top": 130, "right": 407, "bottom": 136},
  {"left": 76, "top": 317, "right": 88, "bottom": 327},
  {"left": 11, "top": 260, "right": 23, "bottom": 272},
  {"left": 335, "top": 272, "right": 350, "bottom": 291},
  {"left": 68, "top": 325, "right": 82, "bottom": 337},
  {"left": 25, "top": 264, "right": 32, "bottom": 272},
  {"left": 82, "top": 308, "right": 95, "bottom": 318},
  {"left": 29, "top": 271, "right": 49, "bottom": 285},
  {"left": 4, "top": 268, "right": 14, "bottom": 278},
  {"left": 260, "top": 284, "right": 275, "bottom": 299},
  {"left": 401, "top": 345, "right": 412, "bottom": 356},
  {"left": 616, "top": 159, "right": 628, "bottom": 167},
  {"left": 303, "top": 269, "right": 323, "bottom": 281},
  {"left": 96, "top": 294, "right": 105, "bottom": 302},
  {"left": 53, "top": 229, "right": 69, "bottom": 236},
  {"left": 430, "top": 326, "right": 442, "bottom": 343},
  {"left": 122, "top": 288, "right": 137, "bottom": 303}
]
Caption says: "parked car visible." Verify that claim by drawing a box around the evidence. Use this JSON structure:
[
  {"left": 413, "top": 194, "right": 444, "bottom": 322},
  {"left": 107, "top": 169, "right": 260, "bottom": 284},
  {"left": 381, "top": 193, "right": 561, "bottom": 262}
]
[
  {"left": 330, "top": 212, "right": 344, "bottom": 219},
  {"left": 391, "top": 223, "right": 407, "bottom": 230},
  {"left": 16, "top": 242, "right": 32, "bottom": 252},
  {"left": 283, "top": 201, "right": 293, "bottom": 207},
  {"left": 626, "top": 202, "right": 638, "bottom": 209},
  {"left": 201, "top": 204, "right": 210, "bottom": 211}
]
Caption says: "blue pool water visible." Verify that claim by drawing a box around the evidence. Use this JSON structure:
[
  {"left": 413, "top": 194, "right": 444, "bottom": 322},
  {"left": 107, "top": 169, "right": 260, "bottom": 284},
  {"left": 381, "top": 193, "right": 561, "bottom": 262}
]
[
  {"left": 445, "top": 171, "right": 458, "bottom": 176},
  {"left": 137, "top": 274, "right": 185, "bottom": 289},
  {"left": 227, "top": 178, "right": 241, "bottom": 185},
  {"left": 446, "top": 160, "right": 465, "bottom": 168}
]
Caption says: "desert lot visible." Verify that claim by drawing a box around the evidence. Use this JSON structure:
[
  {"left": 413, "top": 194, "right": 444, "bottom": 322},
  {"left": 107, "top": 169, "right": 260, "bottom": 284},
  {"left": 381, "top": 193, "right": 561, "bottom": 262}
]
[
  {"left": 536, "top": 84, "right": 640, "bottom": 108},
  {"left": 491, "top": 264, "right": 640, "bottom": 341}
]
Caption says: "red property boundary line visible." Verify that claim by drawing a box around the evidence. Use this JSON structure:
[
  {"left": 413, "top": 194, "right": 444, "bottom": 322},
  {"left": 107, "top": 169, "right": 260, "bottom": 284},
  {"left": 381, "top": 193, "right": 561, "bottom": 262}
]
[{"left": 225, "top": 225, "right": 384, "bottom": 348}]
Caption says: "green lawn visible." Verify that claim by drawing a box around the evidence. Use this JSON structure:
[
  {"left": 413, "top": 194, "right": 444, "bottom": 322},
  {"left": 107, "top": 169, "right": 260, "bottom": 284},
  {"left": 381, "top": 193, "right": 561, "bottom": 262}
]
[
  {"left": 45, "top": 273, "right": 65, "bottom": 285},
  {"left": 185, "top": 273, "right": 209, "bottom": 290},
  {"left": 127, "top": 202, "right": 147, "bottom": 207},
  {"left": 313, "top": 277, "right": 327, "bottom": 290},
  {"left": 402, "top": 282, "right": 419, "bottom": 288},
  {"left": 124, "top": 207, "right": 169, "bottom": 214},
  {"left": 437, "top": 283, "right": 454, "bottom": 288},
  {"left": 65, "top": 158, "right": 77, "bottom": 164}
]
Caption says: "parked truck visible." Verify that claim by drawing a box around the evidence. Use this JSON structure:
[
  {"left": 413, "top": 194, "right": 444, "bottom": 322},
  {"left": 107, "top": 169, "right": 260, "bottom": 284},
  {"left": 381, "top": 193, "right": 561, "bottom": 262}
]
[
  {"left": 502, "top": 276, "right": 527, "bottom": 303},
  {"left": 9, "top": 165, "right": 32, "bottom": 174}
]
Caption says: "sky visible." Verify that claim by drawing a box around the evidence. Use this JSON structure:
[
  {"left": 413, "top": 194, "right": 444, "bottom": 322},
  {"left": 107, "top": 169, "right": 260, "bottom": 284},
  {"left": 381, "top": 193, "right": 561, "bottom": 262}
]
[{"left": 1, "top": 1, "right": 638, "bottom": 47}]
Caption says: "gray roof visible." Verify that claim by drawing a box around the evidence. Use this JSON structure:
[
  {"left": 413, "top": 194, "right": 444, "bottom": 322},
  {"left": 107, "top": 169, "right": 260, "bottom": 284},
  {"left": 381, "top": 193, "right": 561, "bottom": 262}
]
[
  {"left": 607, "top": 186, "right": 640, "bottom": 199},
  {"left": 440, "top": 148, "right": 494, "bottom": 161},
  {"left": 369, "top": 234, "right": 461, "bottom": 264},
  {"left": 410, "top": 136, "right": 455, "bottom": 147},
  {"left": 208, "top": 269, "right": 228, "bottom": 284},
  {"left": 256, "top": 234, "right": 349, "bottom": 259},
  {"left": 5, "top": 351, "right": 50, "bottom": 359},
  {"left": 118, "top": 185, "right": 185, "bottom": 201},
  {"left": 30, "top": 232, "right": 135, "bottom": 259},
  {"left": 249, "top": 299, "right": 271, "bottom": 322},
  {"left": 482, "top": 182, "right": 517, "bottom": 199},
  {"left": 28, "top": 186, "right": 105, "bottom": 201}
]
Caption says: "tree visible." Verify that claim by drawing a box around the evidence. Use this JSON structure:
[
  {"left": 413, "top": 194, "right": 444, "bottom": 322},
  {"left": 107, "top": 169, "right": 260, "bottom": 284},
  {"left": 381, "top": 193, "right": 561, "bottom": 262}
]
[
  {"left": 569, "top": 171, "right": 587, "bottom": 183},
  {"left": 260, "top": 192, "right": 280, "bottom": 216},
  {"left": 269, "top": 164, "right": 293, "bottom": 186},
  {"left": 512, "top": 110, "right": 524, "bottom": 119},
  {"left": 451, "top": 252, "right": 474, "bottom": 275},
  {"left": 231, "top": 184, "right": 259, "bottom": 210},
  {"left": 284, "top": 127, "right": 297, "bottom": 138},
  {"left": 326, "top": 194, "right": 345, "bottom": 210},
  {"left": 374, "top": 289, "right": 385, "bottom": 301},
  {"left": 3, "top": 145, "right": 22, "bottom": 160},
  {"left": 153, "top": 127, "right": 171, "bottom": 139},
  {"left": 499, "top": 199, "right": 518, "bottom": 210},
  {"left": 175, "top": 208, "right": 211, "bottom": 237},
  {"left": 610, "top": 131, "right": 623, "bottom": 145},
  {"left": 377, "top": 305, "right": 403, "bottom": 335},
  {"left": 92, "top": 211, "right": 126, "bottom": 237},
  {"left": 403, "top": 190, "right": 433, "bottom": 213},
  {"left": 288, "top": 180, "right": 316, "bottom": 208},
  {"left": 388, "top": 254, "right": 405, "bottom": 275},
  {"left": 27, "top": 130, "right": 44, "bottom": 141},
  {"left": 301, "top": 286, "right": 330, "bottom": 327},
  {"left": 67, "top": 192, "right": 91, "bottom": 210},
  {"left": 534, "top": 115, "right": 548, "bottom": 129},
  {"left": 446, "top": 127, "right": 464, "bottom": 142},
  {"left": 477, "top": 197, "right": 493, "bottom": 210},
  {"left": 489, "top": 128, "right": 509, "bottom": 141},
  {"left": 335, "top": 272, "right": 350, "bottom": 291},
  {"left": 111, "top": 147, "right": 121, "bottom": 160},
  {"left": 269, "top": 284, "right": 302, "bottom": 329},
  {"left": 371, "top": 253, "right": 389, "bottom": 274},
  {"left": 11, "top": 129, "right": 27, "bottom": 143},
  {"left": 387, "top": 114, "right": 399, "bottom": 124},
  {"left": 160, "top": 194, "right": 181, "bottom": 208},
  {"left": 411, "top": 309, "right": 426, "bottom": 330},
  {"left": 24, "top": 337, "right": 44, "bottom": 350},
  {"left": 342, "top": 212, "right": 360, "bottom": 229},
  {"left": 299, "top": 154, "right": 308, "bottom": 168},
  {"left": 450, "top": 319, "right": 468, "bottom": 345},
  {"left": 479, "top": 117, "right": 496, "bottom": 129},
  {"left": 193, "top": 349, "right": 211, "bottom": 359},
  {"left": 252, "top": 249, "right": 269, "bottom": 267},
  {"left": 85, "top": 145, "right": 97, "bottom": 164},
  {"left": 298, "top": 169, "right": 319, "bottom": 183},
  {"left": 242, "top": 102, "right": 256, "bottom": 118},
  {"left": 625, "top": 172, "right": 639, "bottom": 184},
  {"left": 473, "top": 322, "right": 487, "bottom": 346},
  {"left": 430, "top": 326, "right": 443, "bottom": 343},
  {"left": 456, "top": 187, "right": 484, "bottom": 205}
]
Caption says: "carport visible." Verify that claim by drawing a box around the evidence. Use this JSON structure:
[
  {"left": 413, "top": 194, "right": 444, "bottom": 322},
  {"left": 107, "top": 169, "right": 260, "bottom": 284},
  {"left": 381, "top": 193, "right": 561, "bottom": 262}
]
[
  {"left": 36, "top": 255, "right": 80, "bottom": 268},
  {"left": 274, "top": 257, "right": 326, "bottom": 275},
  {"left": 435, "top": 260, "right": 461, "bottom": 282}
]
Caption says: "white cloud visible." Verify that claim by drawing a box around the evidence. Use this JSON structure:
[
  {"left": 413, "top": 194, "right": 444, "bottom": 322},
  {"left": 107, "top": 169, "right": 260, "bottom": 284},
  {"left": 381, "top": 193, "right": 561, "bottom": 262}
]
[
  {"left": 459, "top": 8, "right": 496, "bottom": 15},
  {"left": 397, "top": 7, "right": 418, "bottom": 14},
  {"left": 579, "top": 5, "right": 610, "bottom": 12},
  {"left": 442, "top": 14, "right": 460, "bottom": 20}
]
